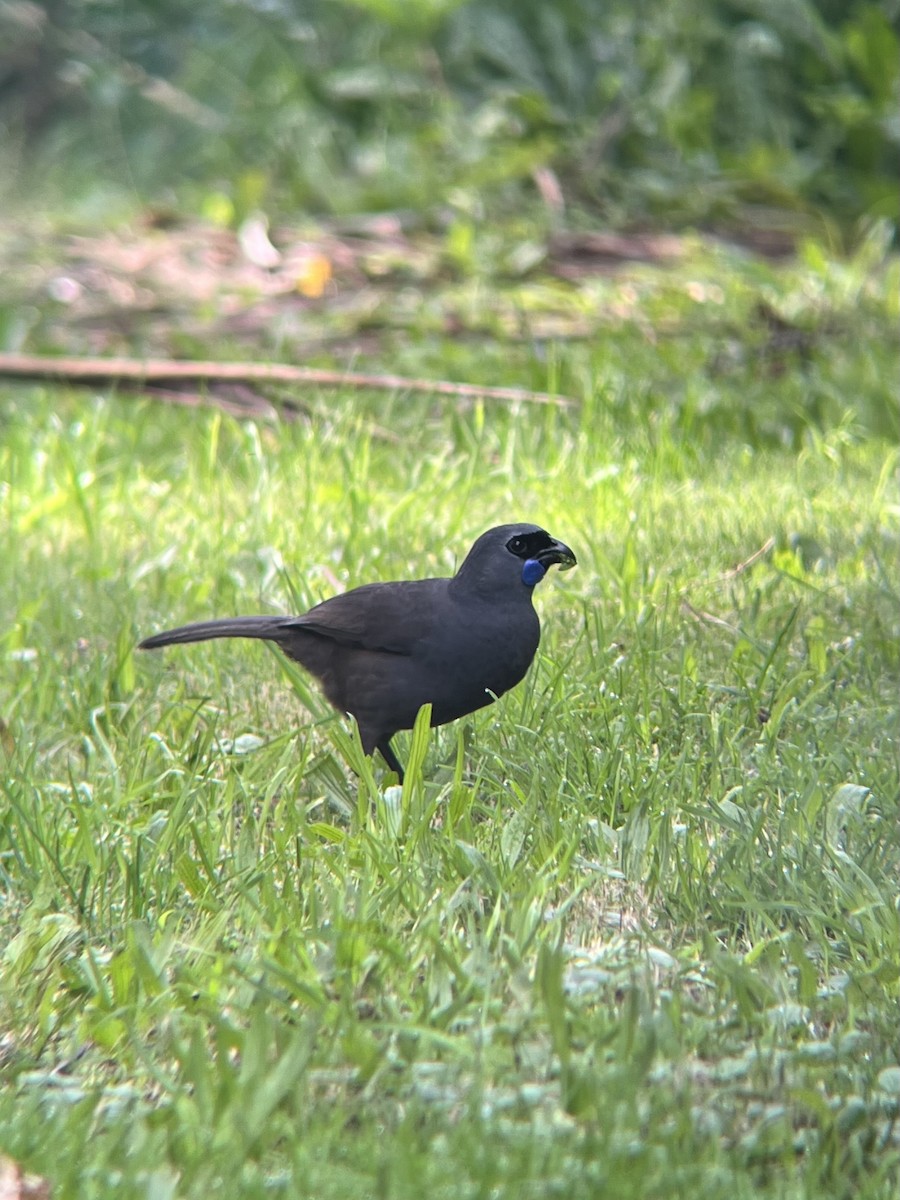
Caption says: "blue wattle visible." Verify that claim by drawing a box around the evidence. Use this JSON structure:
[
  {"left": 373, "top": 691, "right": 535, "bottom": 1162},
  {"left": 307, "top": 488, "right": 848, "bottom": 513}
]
[{"left": 522, "top": 558, "right": 546, "bottom": 587}]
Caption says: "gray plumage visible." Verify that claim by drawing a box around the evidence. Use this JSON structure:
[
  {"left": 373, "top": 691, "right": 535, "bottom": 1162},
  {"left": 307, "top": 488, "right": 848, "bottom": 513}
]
[{"left": 139, "top": 523, "right": 576, "bottom": 779}]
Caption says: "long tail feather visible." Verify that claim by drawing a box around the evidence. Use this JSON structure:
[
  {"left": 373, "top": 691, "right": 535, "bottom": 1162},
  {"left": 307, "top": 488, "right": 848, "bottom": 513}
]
[{"left": 138, "top": 616, "right": 294, "bottom": 651}]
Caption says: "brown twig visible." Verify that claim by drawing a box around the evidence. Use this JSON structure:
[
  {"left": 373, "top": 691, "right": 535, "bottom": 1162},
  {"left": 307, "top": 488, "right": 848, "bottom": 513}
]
[
  {"left": 0, "top": 353, "right": 572, "bottom": 407},
  {"left": 142, "top": 384, "right": 281, "bottom": 421},
  {"left": 681, "top": 538, "right": 776, "bottom": 634},
  {"left": 722, "top": 536, "right": 776, "bottom": 579},
  {"left": 681, "top": 600, "right": 741, "bottom": 634}
]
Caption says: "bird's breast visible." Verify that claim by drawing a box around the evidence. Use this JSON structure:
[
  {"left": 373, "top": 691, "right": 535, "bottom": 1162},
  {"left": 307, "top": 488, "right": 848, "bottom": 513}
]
[{"left": 420, "top": 599, "right": 539, "bottom": 725}]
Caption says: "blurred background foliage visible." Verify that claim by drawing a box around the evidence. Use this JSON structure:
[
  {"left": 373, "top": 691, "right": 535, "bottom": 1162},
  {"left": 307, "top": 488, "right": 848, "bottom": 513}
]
[{"left": 1, "top": 0, "right": 897, "bottom": 238}]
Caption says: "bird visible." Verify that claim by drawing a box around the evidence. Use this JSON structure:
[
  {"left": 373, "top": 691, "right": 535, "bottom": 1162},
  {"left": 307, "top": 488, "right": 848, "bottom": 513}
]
[{"left": 138, "top": 523, "right": 576, "bottom": 781}]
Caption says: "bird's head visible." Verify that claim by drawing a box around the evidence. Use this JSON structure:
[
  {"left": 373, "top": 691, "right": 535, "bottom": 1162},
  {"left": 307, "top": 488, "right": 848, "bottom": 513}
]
[{"left": 454, "top": 523, "right": 577, "bottom": 596}]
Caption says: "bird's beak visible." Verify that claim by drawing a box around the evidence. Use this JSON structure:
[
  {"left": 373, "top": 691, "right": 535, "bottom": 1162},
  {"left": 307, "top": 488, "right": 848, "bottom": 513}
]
[{"left": 536, "top": 539, "right": 577, "bottom": 572}]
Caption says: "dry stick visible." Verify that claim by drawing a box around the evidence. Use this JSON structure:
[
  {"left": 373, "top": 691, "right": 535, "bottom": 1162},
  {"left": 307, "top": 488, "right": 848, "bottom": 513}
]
[
  {"left": 0, "top": 353, "right": 573, "bottom": 407},
  {"left": 722, "top": 536, "right": 776, "bottom": 579},
  {"left": 142, "top": 385, "right": 402, "bottom": 442},
  {"left": 142, "top": 385, "right": 281, "bottom": 421},
  {"left": 680, "top": 600, "right": 742, "bottom": 634},
  {"left": 681, "top": 537, "right": 776, "bottom": 634}
]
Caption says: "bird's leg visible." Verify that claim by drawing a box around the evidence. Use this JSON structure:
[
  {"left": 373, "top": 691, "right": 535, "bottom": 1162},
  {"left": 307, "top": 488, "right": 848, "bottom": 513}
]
[{"left": 376, "top": 739, "right": 405, "bottom": 783}]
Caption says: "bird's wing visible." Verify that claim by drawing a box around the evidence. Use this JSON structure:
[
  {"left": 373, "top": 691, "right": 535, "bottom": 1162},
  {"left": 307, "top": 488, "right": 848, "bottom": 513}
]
[{"left": 284, "top": 579, "right": 440, "bottom": 656}]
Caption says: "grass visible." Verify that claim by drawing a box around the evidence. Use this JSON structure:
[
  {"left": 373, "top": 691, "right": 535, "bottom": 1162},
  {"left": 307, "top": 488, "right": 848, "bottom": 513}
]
[{"left": 0, "top": 241, "right": 898, "bottom": 1198}]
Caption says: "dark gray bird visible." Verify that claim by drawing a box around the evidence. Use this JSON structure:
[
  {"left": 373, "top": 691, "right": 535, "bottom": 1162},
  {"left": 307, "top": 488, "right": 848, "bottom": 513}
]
[{"left": 139, "top": 523, "right": 576, "bottom": 780}]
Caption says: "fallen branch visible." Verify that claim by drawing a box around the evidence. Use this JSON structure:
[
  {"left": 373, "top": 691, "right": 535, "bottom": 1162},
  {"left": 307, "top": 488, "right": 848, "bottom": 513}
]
[{"left": 0, "top": 353, "right": 572, "bottom": 408}]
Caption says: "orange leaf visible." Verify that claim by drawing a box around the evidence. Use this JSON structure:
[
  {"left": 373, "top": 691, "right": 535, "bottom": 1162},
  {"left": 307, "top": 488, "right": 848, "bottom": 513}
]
[{"left": 295, "top": 253, "right": 332, "bottom": 298}]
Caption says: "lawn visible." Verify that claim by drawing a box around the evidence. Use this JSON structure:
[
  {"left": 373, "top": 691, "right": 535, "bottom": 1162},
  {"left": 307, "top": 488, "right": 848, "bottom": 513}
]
[{"left": 1, "top": 234, "right": 898, "bottom": 1198}]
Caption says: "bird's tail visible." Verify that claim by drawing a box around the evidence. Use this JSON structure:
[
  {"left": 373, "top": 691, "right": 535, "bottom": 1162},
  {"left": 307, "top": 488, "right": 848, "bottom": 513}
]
[{"left": 139, "top": 616, "right": 295, "bottom": 651}]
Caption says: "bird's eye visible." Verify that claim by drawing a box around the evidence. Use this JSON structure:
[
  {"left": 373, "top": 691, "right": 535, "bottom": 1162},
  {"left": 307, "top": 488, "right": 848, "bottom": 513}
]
[{"left": 507, "top": 536, "right": 526, "bottom": 555}]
